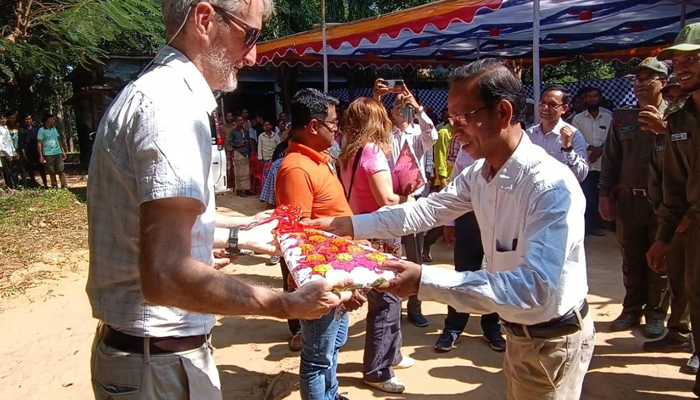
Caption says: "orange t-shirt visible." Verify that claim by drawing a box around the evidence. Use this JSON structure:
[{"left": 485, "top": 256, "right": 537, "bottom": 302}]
[{"left": 276, "top": 141, "right": 353, "bottom": 219}]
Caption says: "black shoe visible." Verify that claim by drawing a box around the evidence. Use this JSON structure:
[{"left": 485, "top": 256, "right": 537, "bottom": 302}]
[
  {"left": 682, "top": 353, "right": 699, "bottom": 375},
  {"left": 421, "top": 252, "right": 433, "bottom": 263},
  {"left": 434, "top": 330, "right": 461, "bottom": 352},
  {"left": 643, "top": 332, "right": 693, "bottom": 353},
  {"left": 644, "top": 316, "right": 665, "bottom": 338},
  {"left": 483, "top": 330, "right": 506, "bottom": 352},
  {"left": 408, "top": 313, "right": 429, "bottom": 327},
  {"left": 610, "top": 312, "right": 642, "bottom": 332}
]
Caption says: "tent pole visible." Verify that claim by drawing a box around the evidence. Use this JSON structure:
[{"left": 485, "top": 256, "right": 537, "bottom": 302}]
[
  {"left": 477, "top": 37, "right": 481, "bottom": 60},
  {"left": 681, "top": 0, "right": 688, "bottom": 29},
  {"left": 322, "top": 0, "right": 329, "bottom": 93},
  {"left": 533, "top": 0, "right": 541, "bottom": 124}
]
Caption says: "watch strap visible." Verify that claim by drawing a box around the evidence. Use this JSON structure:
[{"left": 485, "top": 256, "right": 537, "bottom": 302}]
[{"left": 228, "top": 228, "right": 240, "bottom": 254}]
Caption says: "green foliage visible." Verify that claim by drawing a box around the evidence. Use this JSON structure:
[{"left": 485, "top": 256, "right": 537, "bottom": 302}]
[{"left": 522, "top": 58, "right": 625, "bottom": 85}]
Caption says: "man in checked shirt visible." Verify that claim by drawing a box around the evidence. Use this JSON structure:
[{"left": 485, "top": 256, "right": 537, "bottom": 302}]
[{"left": 314, "top": 59, "right": 594, "bottom": 400}]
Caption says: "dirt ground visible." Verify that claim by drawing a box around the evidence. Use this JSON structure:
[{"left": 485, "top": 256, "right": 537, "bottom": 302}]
[{"left": 0, "top": 191, "right": 696, "bottom": 400}]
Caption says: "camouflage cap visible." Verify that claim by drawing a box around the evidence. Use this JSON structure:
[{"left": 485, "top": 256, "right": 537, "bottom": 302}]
[
  {"left": 633, "top": 57, "right": 668, "bottom": 76},
  {"left": 658, "top": 23, "right": 700, "bottom": 61},
  {"left": 661, "top": 74, "right": 681, "bottom": 94}
]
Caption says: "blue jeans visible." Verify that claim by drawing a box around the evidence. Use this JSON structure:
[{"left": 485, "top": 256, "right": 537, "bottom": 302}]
[{"left": 299, "top": 309, "right": 349, "bottom": 400}]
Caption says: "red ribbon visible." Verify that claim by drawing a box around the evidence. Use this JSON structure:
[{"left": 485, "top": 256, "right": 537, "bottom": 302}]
[{"left": 258, "top": 205, "right": 304, "bottom": 236}]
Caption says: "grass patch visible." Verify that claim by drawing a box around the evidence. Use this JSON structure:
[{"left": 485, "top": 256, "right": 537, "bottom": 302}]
[{"left": 0, "top": 188, "right": 88, "bottom": 291}]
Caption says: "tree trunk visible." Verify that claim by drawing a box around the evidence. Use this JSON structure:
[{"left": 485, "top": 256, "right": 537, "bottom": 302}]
[{"left": 4, "top": 0, "right": 34, "bottom": 47}]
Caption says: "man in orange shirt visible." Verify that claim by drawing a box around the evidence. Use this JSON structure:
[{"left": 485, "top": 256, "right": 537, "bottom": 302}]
[{"left": 276, "top": 88, "right": 361, "bottom": 400}]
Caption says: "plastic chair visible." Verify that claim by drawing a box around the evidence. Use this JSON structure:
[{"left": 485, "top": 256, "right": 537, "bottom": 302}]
[{"left": 250, "top": 152, "right": 264, "bottom": 195}]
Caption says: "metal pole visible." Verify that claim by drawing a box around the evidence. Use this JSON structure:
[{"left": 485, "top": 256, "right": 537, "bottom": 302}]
[
  {"left": 476, "top": 37, "right": 481, "bottom": 60},
  {"left": 533, "top": 0, "right": 541, "bottom": 124},
  {"left": 681, "top": 0, "right": 688, "bottom": 29},
  {"left": 322, "top": 0, "right": 329, "bottom": 93}
]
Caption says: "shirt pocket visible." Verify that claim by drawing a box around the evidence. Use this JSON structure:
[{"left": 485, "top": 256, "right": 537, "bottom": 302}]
[{"left": 490, "top": 248, "right": 519, "bottom": 274}]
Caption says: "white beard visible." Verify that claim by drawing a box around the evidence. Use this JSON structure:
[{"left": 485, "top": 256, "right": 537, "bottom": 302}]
[{"left": 205, "top": 39, "right": 240, "bottom": 92}]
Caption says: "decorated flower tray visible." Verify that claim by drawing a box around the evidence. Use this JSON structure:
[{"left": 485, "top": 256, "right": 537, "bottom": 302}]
[{"left": 261, "top": 206, "right": 397, "bottom": 289}]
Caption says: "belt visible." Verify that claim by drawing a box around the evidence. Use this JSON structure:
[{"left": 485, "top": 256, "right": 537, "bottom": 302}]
[
  {"left": 629, "top": 188, "right": 647, "bottom": 198},
  {"left": 102, "top": 325, "right": 208, "bottom": 355},
  {"left": 503, "top": 300, "right": 588, "bottom": 339}
]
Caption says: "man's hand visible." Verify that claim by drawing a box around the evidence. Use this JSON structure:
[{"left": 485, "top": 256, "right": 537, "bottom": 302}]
[
  {"left": 344, "top": 289, "right": 368, "bottom": 312},
  {"left": 401, "top": 85, "right": 421, "bottom": 110},
  {"left": 676, "top": 216, "right": 692, "bottom": 234},
  {"left": 282, "top": 276, "right": 354, "bottom": 320},
  {"left": 376, "top": 260, "right": 422, "bottom": 298},
  {"left": 560, "top": 126, "right": 575, "bottom": 148},
  {"left": 439, "top": 177, "right": 448, "bottom": 188},
  {"left": 639, "top": 106, "right": 667, "bottom": 135},
  {"left": 588, "top": 148, "right": 603, "bottom": 164},
  {"left": 40, "top": 156, "right": 46, "bottom": 164},
  {"left": 62, "top": 153, "right": 67, "bottom": 161},
  {"left": 599, "top": 197, "right": 616, "bottom": 222},
  {"left": 304, "top": 216, "right": 355, "bottom": 238},
  {"left": 444, "top": 226, "right": 457, "bottom": 246},
  {"left": 647, "top": 241, "right": 669, "bottom": 273},
  {"left": 212, "top": 248, "right": 233, "bottom": 270},
  {"left": 373, "top": 79, "right": 390, "bottom": 101},
  {"left": 238, "top": 219, "right": 280, "bottom": 255}
]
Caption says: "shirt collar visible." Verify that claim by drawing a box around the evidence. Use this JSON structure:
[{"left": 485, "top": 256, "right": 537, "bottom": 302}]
[
  {"left": 538, "top": 119, "right": 566, "bottom": 136},
  {"left": 481, "top": 132, "right": 531, "bottom": 193},
  {"left": 288, "top": 141, "right": 330, "bottom": 165},
  {"left": 153, "top": 46, "right": 217, "bottom": 114}
]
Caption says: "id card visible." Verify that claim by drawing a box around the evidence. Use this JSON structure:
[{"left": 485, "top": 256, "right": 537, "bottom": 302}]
[{"left": 671, "top": 132, "right": 688, "bottom": 142}]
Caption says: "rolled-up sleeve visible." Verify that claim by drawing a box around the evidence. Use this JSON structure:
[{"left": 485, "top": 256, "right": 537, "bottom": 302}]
[
  {"left": 352, "top": 168, "right": 474, "bottom": 239},
  {"left": 130, "top": 95, "right": 210, "bottom": 213},
  {"left": 563, "top": 131, "right": 589, "bottom": 182},
  {"left": 419, "top": 186, "right": 575, "bottom": 318},
  {"left": 418, "top": 112, "right": 438, "bottom": 153}
]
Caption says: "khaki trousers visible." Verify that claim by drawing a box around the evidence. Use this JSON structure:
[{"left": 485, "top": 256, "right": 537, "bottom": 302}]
[
  {"left": 504, "top": 314, "right": 596, "bottom": 400},
  {"left": 90, "top": 324, "right": 222, "bottom": 400}
]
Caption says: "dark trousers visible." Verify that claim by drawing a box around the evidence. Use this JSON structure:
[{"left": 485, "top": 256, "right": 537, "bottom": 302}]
[
  {"left": 422, "top": 226, "right": 443, "bottom": 256},
  {"left": 666, "top": 231, "right": 691, "bottom": 335},
  {"left": 685, "top": 221, "right": 700, "bottom": 397},
  {"left": 363, "top": 290, "right": 403, "bottom": 383},
  {"left": 1, "top": 156, "right": 16, "bottom": 189},
  {"left": 402, "top": 232, "right": 423, "bottom": 315},
  {"left": 616, "top": 220, "right": 670, "bottom": 319},
  {"left": 581, "top": 171, "right": 602, "bottom": 233},
  {"left": 444, "top": 212, "right": 501, "bottom": 334},
  {"left": 280, "top": 259, "right": 301, "bottom": 335}
]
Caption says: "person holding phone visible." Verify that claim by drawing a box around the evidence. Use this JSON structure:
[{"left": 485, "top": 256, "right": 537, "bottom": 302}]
[
  {"left": 373, "top": 78, "right": 438, "bottom": 328},
  {"left": 231, "top": 115, "right": 253, "bottom": 197}
]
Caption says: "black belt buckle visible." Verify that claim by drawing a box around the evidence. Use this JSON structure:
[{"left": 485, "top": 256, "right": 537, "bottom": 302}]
[{"left": 632, "top": 188, "right": 647, "bottom": 197}]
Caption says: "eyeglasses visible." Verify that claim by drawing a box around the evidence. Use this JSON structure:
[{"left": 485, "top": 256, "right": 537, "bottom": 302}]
[
  {"left": 634, "top": 76, "right": 662, "bottom": 86},
  {"left": 671, "top": 54, "right": 700, "bottom": 68},
  {"left": 320, "top": 119, "right": 339, "bottom": 132},
  {"left": 449, "top": 105, "right": 491, "bottom": 125},
  {"left": 538, "top": 101, "right": 564, "bottom": 110},
  {"left": 193, "top": 1, "right": 261, "bottom": 48}
]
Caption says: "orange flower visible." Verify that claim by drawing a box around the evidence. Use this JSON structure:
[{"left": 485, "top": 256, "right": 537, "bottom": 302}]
[
  {"left": 331, "top": 238, "right": 347, "bottom": 247},
  {"left": 309, "top": 235, "right": 328, "bottom": 243},
  {"left": 306, "top": 254, "right": 327, "bottom": 263},
  {"left": 299, "top": 244, "right": 316, "bottom": 254},
  {"left": 290, "top": 232, "right": 307, "bottom": 238},
  {"left": 336, "top": 253, "right": 353, "bottom": 262},
  {"left": 312, "top": 264, "right": 333, "bottom": 276},
  {"left": 328, "top": 245, "right": 340, "bottom": 253},
  {"left": 347, "top": 245, "right": 364, "bottom": 254}
]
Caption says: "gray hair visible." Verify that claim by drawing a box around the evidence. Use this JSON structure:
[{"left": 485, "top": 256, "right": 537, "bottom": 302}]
[{"left": 162, "top": 0, "right": 274, "bottom": 38}]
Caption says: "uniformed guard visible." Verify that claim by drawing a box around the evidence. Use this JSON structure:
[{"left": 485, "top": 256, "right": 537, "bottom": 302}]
[
  {"left": 643, "top": 79, "right": 694, "bottom": 368},
  {"left": 599, "top": 57, "right": 671, "bottom": 338},
  {"left": 648, "top": 23, "right": 700, "bottom": 396}
]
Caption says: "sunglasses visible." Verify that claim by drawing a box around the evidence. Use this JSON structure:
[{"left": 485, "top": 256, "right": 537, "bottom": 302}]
[{"left": 193, "top": 1, "right": 261, "bottom": 48}]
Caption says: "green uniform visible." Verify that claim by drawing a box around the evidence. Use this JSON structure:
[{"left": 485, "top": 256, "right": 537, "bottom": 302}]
[
  {"left": 648, "top": 111, "right": 691, "bottom": 337},
  {"left": 600, "top": 103, "right": 670, "bottom": 320},
  {"left": 658, "top": 97, "right": 700, "bottom": 394}
]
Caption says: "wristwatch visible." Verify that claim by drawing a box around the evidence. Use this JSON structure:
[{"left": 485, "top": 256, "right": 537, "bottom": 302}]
[
  {"left": 228, "top": 228, "right": 240, "bottom": 255},
  {"left": 561, "top": 146, "right": 574, "bottom": 153}
]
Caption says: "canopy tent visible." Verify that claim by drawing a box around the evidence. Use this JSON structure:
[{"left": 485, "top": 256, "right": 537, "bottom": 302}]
[{"left": 258, "top": 0, "right": 698, "bottom": 69}]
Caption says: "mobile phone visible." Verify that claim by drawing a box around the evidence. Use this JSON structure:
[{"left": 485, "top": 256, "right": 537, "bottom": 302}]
[{"left": 384, "top": 79, "right": 404, "bottom": 92}]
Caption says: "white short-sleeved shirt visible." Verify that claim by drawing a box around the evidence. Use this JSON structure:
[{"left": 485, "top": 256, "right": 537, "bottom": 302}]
[
  {"left": 571, "top": 110, "right": 613, "bottom": 172},
  {"left": 86, "top": 46, "right": 218, "bottom": 338}
]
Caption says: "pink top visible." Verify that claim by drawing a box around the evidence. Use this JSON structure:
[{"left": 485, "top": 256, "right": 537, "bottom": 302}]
[{"left": 340, "top": 143, "right": 399, "bottom": 214}]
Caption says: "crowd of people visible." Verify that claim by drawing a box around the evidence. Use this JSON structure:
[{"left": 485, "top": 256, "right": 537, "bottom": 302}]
[
  {"left": 0, "top": 112, "right": 69, "bottom": 190},
  {"left": 59, "top": 0, "right": 700, "bottom": 398}
]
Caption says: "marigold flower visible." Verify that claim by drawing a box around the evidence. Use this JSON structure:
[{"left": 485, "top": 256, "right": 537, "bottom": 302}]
[
  {"left": 336, "top": 253, "right": 353, "bottom": 262},
  {"left": 309, "top": 235, "right": 327, "bottom": 243},
  {"left": 312, "top": 264, "right": 333, "bottom": 276},
  {"left": 366, "top": 253, "right": 388, "bottom": 263},
  {"left": 299, "top": 244, "right": 316, "bottom": 254},
  {"left": 331, "top": 238, "right": 347, "bottom": 247},
  {"left": 347, "top": 245, "right": 364, "bottom": 254},
  {"left": 306, "top": 254, "right": 327, "bottom": 262}
]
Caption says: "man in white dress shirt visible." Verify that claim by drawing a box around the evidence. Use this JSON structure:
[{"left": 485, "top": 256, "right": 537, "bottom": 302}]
[
  {"left": 526, "top": 86, "right": 589, "bottom": 182},
  {"left": 313, "top": 59, "right": 595, "bottom": 399},
  {"left": 572, "top": 87, "right": 613, "bottom": 236},
  {"left": 87, "top": 1, "right": 351, "bottom": 399}
]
